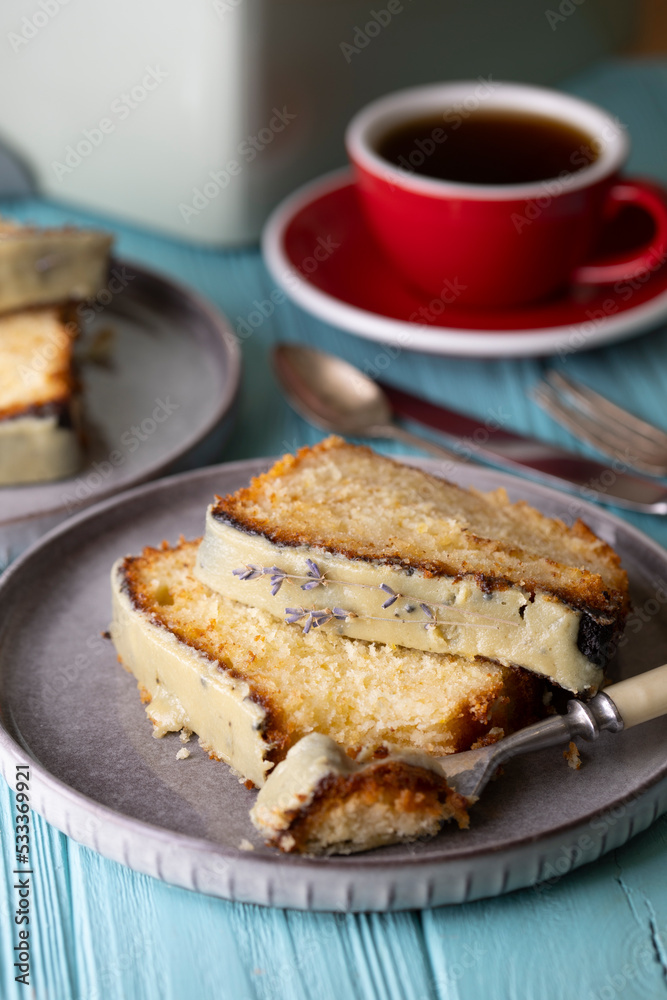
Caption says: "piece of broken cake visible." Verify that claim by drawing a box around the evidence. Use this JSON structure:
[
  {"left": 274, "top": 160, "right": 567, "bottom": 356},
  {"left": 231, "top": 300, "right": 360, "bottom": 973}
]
[
  {"left": 0, "top": 216, "right": 112, "bottom": 486},
  {"left": 0, "top": 306, "right": 82, "bottom": 485},
  {"left": 249, "top": 733, "right": 470, "bottom": 855},
  {"left": 0, "top": 217, "right": 112, "bottom": 315},
  {"left": 196, "top": 436, "right": 629, "bottom": 696}
]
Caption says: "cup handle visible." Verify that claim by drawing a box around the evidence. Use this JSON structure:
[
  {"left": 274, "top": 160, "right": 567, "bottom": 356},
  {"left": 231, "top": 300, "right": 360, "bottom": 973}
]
[{"left": 572, "top": 178, "right": 667, "bottom": 286}]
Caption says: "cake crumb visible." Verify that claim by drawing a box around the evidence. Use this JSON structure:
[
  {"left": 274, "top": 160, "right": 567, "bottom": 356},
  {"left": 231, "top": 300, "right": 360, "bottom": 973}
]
[
  {"left": 239, "top": 839, "right": 255, "bottom": 851},
  {"left": 179, "top": 728, "right": 192, "bottom": 743},
  {"left": 176, "top": 747, "right": 191, "bottom": 760},
  {"left": 563, "top": 741, "right": 581, "bottom": 770},
  {"left": 81, "top": 326, "right": 115, "bottom": 366},
  {"left": 471, "top": 727, "right": 504, "bottom": 750}
]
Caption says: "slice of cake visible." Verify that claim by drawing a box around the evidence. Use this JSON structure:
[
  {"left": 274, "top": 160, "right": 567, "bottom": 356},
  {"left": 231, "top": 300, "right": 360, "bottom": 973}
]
[
  {"left": 0, "top": 218, "right": 112, "bottom": 314},
  {"left": 196, "top": 437, "right": 629, "bottom": 695},
  {"left": 110, "top": 540, "right": 545, "bottom": 789},
  {"left": 250, "top": 733, "right": 469, "bottom": 855},
  {"left": 0, "top": 307, "right": 82, "bottom": 485}
]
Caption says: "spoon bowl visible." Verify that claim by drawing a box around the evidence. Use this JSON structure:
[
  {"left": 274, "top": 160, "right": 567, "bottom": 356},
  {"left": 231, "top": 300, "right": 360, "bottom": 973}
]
[
  {"left": 272, "top": 343, "right": 462, "bottom": 464},
  {"left": 272, "top": 343, "right": 392, "bottom": 435}
]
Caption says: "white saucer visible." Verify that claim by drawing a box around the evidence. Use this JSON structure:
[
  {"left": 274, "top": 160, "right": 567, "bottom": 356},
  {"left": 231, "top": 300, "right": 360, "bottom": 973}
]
[{"left": 262, "top": 169, "right": 667, "bottom": 358}]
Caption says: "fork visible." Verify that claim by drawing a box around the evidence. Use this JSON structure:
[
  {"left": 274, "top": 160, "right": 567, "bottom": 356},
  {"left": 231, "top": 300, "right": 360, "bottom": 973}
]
[
  {"left": 532, "top": 370, "right": 667, "bottom": 478},
  {"left": 440, "top": 663, "right": 667, "bottom": 802}
]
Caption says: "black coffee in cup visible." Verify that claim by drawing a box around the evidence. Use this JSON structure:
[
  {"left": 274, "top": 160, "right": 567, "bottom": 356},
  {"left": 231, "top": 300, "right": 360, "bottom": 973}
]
[{"left": 375, "top": 109, "right": 598, "bottom": 185}]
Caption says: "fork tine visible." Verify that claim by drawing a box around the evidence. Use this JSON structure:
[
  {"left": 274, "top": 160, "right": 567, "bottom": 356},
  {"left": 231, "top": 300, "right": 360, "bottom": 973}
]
[
  {"left": 532, "top": 382, "right": 625, "bottom": 458},
  {"left": 545, "top": 390, "right": 667, "bottom": 468},
  {"left": 545, "top": 371, "right": 667, "bottom": 453},
  {"left": 531, "top": 382, "right": 667, "bottom": 477}
]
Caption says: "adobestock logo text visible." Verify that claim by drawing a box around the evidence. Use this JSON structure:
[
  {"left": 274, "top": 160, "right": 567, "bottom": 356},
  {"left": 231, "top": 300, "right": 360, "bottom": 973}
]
[
  {"left": 8, "top": 0, "right": 72, "bottom": 53},
  {"left": 179, "top": 106, "right": 296, "bottom": 223},
  {"left": 61, "top": 397, "right": 178, "bottom": 514}
]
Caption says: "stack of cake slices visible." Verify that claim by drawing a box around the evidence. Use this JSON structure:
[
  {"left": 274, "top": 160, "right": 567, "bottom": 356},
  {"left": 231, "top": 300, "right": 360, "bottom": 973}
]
[
  {"left": 0, "top": 218, "right": 112, "bottom": 485},
  {"left": 110, "top": 436, "right": 629, "bottom": 854}
]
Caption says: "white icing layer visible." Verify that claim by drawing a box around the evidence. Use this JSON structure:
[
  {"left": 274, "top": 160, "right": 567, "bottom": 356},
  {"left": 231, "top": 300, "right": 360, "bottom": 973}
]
[
  {"left": 196, "top": 512, "right": 601, "bottom": 694},
  {"left": 0, "top": 414, "right": 80, "bottom": 485},
  {"left": 0, "top": 227, "right": 112, "bottom": 313},
  {"left": 110, "top": 559, "right": 274, "bottom": 788}
]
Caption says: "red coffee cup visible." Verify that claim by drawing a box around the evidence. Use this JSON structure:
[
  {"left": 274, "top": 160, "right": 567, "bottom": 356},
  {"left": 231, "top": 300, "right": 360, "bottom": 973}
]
[{"left": 345, "top": 81, "right": 667, "bottom": 308}]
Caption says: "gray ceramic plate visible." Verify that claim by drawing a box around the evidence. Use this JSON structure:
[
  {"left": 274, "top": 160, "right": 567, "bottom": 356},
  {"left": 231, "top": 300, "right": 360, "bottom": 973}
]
[
  {"left": 0, "top": 458, "right": 666, "bottom": 912},
  {"left": 0, "top": 259, "right": 240, "bottom": 566}
]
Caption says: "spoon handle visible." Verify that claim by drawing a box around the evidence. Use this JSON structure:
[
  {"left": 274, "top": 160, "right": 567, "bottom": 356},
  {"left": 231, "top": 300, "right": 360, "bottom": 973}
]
[{"left": 371, "top": 422, "right": 466, "bottom": 467}]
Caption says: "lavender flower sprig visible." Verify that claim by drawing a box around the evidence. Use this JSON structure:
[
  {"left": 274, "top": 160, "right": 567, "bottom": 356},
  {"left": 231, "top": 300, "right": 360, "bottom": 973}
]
[
  {"left": 233, "top": 560, "right": 328, "bottom": 596},
  {"left": 419, "top": 602, "right": 437, "bottom": 631},
  {"left": 232, "top": 559, "right": 518, "bottom": 631},
  {"left": 380, "top": 584, "right": 399, "bottom": 609},
  {"left": 262, "top": 566, "right": 288, "bottom": 596},
  {"left": 285, "top": 606, "right": 351, "bottom": 634},
  {"left": 301, "top": 559, "right": 326, "bottom": 591},
  {"left": 232, "top": 564, "right": 263, "bottom": 581}
]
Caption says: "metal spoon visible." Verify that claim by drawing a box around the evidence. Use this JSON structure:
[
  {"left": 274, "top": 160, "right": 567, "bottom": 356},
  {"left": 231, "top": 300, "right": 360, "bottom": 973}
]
[
  {"left": 272, "top": 343, "right": 667, "bottom": 514},
  {"left": 272, "top": 342, "right": 461, "bottom": 465}
]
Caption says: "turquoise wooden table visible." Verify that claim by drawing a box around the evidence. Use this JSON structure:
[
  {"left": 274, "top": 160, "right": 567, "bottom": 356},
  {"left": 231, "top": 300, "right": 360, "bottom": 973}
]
[{"left": 2, "top": 59, "right": 667, "bottom": 1000}]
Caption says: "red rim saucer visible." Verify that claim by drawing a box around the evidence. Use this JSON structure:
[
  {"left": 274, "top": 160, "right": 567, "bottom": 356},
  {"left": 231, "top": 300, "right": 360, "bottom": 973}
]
[{"left": 262, "top": 169, "right": 667, "bottom": 358}]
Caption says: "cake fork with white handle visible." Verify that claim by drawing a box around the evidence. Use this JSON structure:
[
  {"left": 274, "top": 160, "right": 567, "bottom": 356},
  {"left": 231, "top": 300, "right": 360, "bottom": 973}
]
[{"left": 251, "top": 663, "right": 667, "bottom": 855}]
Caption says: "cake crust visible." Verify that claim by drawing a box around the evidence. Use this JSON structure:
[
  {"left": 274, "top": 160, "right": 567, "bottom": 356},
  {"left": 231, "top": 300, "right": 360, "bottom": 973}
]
[{"left": 212, "top": 437, "right": 628, "bottom": 622}]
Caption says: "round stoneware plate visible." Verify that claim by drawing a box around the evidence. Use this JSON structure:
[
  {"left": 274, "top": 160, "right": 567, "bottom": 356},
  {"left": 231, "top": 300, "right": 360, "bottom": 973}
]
[
  {"left": 0, "top": 458, "right": 666, "bottom": 912},
  {"left": 0, "top": 259, "right": 240, "bottom": 566}
]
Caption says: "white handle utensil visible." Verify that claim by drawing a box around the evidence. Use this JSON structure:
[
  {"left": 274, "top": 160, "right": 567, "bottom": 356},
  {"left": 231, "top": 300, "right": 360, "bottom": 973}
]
[
  {"left": 438, "top": 664, "right": 667, "bottom": 802},
  {"left": 603, "top": 663, "right": 667, "bottom": 729}
]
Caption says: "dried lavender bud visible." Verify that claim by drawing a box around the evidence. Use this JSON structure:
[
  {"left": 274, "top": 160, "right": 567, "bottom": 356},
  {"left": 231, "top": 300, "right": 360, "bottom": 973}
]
[
  {"left": 309, "top": 610, "right": 332, "bottom": 628},
  {"left": 302, "top": 613, "right": 315, "bottom": 635},
  {"left": 379, "top": 583, "right": 399, "bottom": 609},
  {"left": 265, "top": 566, "right": 286, "bottom": 578},
  {"left": 233, "top": 565, "right": 262, "bottom": 581}
]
